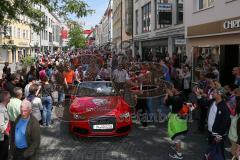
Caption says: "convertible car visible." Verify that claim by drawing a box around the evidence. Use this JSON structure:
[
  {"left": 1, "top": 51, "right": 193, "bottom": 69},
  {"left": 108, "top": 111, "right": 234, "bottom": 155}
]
[{"left": 69, "top": 81, "right": 132, "bottom": 137}]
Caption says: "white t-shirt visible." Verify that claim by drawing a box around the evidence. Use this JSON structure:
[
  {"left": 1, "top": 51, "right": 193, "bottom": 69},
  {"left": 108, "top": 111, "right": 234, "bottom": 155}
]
[
  {"left": 208, "top": 102, "right": 218, "bottom": 132},
  {"left": 112, "top": 69, "right": 130, "bottom": 83}
]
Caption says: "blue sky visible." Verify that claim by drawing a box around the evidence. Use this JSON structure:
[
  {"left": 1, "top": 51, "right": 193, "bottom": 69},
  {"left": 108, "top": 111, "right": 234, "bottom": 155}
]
[{"left": 75, "top": 0, "right": 109, "bottom": 29}]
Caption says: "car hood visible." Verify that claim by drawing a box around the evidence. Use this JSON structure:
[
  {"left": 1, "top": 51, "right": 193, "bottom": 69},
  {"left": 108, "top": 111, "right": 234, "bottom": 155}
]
[{"left": 70, "top": 96, "right": 121, "bottom": 117}]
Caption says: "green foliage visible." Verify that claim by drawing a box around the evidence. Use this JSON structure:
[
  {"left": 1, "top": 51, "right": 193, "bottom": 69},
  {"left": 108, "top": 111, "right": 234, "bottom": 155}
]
[
  {"left": 68, "top": 27, "right": 86, "bottom": 49},
  {"left": 21, "top": 56, "right": 35, "bottom": 67},
  {"left": 0, "top": 0, "right": 94, "bottom": 33}
]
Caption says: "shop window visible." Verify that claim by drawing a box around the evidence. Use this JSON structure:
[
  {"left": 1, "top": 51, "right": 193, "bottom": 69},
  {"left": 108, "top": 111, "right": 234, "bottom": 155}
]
[
  {"left": 156, "top": 46, "right": 168, "bottom": 60},
  {"left": 142, "top": 2, "right": 151, "bottom": 33},
  {"left": 155, "top": 0, "right": 172, "bottom": 29},
  {"left": 193, "top": 46, "right": 220, "bottom": 81}
]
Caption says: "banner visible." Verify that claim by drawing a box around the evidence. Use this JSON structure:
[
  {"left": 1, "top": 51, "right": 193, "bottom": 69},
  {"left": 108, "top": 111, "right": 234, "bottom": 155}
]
[{"left": 61, "top": 29, "right": 68, "bottom": 39}]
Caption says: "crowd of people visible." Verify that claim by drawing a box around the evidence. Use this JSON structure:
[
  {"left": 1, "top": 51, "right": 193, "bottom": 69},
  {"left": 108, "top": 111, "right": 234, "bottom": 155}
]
[{"left": 0, "top": 49, "right": 239, "bottom": 160}]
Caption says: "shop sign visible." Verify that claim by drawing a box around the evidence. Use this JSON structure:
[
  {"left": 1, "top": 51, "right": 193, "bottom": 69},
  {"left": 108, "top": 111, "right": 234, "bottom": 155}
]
[
  {"left": 223, "top": 19, "right": 240, "bottom": 30},
  {"left": 158, "top": 3, "right": 172, "bottom": 11},
  {"left": 175, "top": 39, "right": 186, "bottom": 45}
]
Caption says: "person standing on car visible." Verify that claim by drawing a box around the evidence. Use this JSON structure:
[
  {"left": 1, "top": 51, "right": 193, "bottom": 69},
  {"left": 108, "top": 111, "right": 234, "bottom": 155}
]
[{"left": 112, "top": 64, "right": 131, "bottom": 92}]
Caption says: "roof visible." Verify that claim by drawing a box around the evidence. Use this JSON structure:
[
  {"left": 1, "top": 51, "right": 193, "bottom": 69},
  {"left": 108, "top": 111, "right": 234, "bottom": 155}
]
[{"left": 84, "top": 29, "right": 94, "bottom": 36}]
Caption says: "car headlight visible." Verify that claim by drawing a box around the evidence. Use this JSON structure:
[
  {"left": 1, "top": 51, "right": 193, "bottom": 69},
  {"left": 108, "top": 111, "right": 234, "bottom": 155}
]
[
  {"left": 73, "top": 113, "right": 86, "bottom": 120},
  {"left": 120, "top": 112, "right": 130, "bottom": 119}
]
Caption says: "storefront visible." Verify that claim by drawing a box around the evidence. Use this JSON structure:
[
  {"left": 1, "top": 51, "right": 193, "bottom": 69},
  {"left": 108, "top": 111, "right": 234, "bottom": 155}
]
[
  {"left": 174, "top": 38, "right": 186, "bottom": 65},
  {"left": 134, "top": 37, "right": 186, "bottom": 62},
  {"left": 187, "top": 16, "right": 240, "bottom": 85},
  {"left": 135, "top": 39, "right": 168, "bottom": 61}
]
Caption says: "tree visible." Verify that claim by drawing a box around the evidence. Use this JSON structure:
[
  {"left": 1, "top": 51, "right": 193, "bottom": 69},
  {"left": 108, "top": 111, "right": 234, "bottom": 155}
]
[
  {"left": 68, "top": 26, "right": 86, "bottom": 49},
  {"left": 21, "top": 55, "right": 34, "bottom": 67},
  {"left": 0, "top": 0, "right": 94, "bottom": 32}
]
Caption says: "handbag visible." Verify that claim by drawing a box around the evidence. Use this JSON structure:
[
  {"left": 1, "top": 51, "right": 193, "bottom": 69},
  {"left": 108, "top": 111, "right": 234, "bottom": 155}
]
[{"left": 204, "top": 143, "right": 224, "bottom": 160}]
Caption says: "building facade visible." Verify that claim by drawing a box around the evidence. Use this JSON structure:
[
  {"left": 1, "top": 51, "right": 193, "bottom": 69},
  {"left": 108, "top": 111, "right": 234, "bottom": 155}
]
[
  {"left": 0, "top": 15, "right": 31, "bottom": 64},
  {"left": 185, "top": 0, "right": 240, "bottom": 85},
  {"left": 52, "top": 14, "right": 61, "bottom": 52},
  {"left": 30, "top": 5, "right": 62, "bottom": 55},
  {"left": 95, "top": 24, "right": 103, "bottom": 48},
  {"left": 133, "top": 0, "right": 184, "bottom": 61},
  {"left": 112, "top": 0, "right": 133, "bottom": 54}
]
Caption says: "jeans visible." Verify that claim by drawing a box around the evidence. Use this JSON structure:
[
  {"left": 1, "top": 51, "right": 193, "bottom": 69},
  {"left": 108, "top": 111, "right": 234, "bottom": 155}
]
[{"left": 42, "top": 96, "right": 53, "bottom": 125}]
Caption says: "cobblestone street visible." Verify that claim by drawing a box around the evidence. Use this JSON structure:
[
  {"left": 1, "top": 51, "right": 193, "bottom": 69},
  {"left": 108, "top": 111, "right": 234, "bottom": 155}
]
[{"left": 36, "top": 104, "right": 215, "bottom": 160}]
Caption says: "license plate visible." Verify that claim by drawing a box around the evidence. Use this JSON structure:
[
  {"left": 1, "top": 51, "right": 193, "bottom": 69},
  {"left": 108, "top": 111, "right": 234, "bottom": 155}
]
[{"left": 93, "top": 124, "right": 113, "bottom": 130}]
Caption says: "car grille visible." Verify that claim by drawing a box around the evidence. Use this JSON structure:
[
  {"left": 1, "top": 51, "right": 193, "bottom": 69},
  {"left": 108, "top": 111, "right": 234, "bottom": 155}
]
[{"left": 90, "top": 116, "right": 116, "bottom": 132}]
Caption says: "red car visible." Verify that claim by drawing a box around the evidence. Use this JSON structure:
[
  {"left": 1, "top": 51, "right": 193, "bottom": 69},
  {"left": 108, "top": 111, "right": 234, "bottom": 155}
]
[{"left": 69, "top": 81, "right": 132, "bottom": 137}]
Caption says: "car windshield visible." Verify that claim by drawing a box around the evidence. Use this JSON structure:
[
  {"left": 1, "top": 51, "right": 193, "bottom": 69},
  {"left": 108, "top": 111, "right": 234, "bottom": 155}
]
[{"left": 76, "top": 82, "right": 117, "bottom": 97}]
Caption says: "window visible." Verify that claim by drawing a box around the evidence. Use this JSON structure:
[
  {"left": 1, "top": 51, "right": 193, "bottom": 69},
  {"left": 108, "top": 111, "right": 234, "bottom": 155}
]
[
  {"left": 135, "top": 9, "right": 139, "bottom": 34},
  {"left": 155, "top": 0, "right": 172, "bottom": 29},
  {"left": 45, "top": 16, "right": 48, "bottom": 25},
  {"left": 41, "top": 30, "right": 44, "bottom": 39},
  {"left": 177, "top": 0, "right": 183, "bottom": 24},
  {"left": 53, "top": 26, "right": 55, "bottom": 41},
  {"left": 15, "top": 27, "right": 17, "bottom": 38},
  {"left": 142, "top": 2, "right": 151, "bottom": 32},
  {"left": 12, "top": 27, "right": 15, "bottom": 38},
  {"left": 23, "top": 30, "right": 26, "bottom": 39},
  {"left": 43, "top": 31, "right": 45, "bottom": 40},
  {"left": 26, "top": 30, "right": 28, "bottom": 39},
  {"left": 198, "top": 0, "right": 214, "bottom": 10},
  {"left": 225, "top": 0, "right": 237, "bottom": 2},
  {"left": 17, "top": 28, "right": 21, "bottom": 38},
  {"left": 8, "top": 26, "right": 12, "bottom": 37},
  {"left": 49, "top": 18, "right": 51, "bottom": 27},
  {"left": 24, "top": 16, "right": 27, "bottom": 22},
  {"left": 49, "top": 32, "right": 52, "bottom": 42},
  {"left": 46, "top": 31, "right": 48, "bottom": 40}
]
